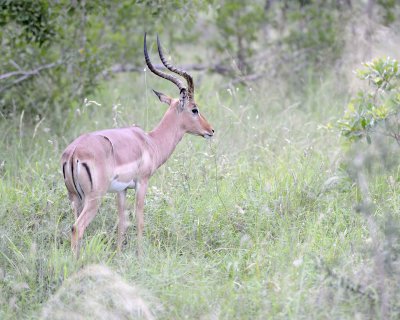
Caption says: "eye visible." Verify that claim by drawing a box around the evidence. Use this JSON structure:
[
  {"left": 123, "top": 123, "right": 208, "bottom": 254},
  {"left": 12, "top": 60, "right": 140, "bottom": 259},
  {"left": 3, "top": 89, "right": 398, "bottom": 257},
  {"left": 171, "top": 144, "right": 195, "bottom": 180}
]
[{"left": 192, "top": 108, "right": 198, "bottom": 115}]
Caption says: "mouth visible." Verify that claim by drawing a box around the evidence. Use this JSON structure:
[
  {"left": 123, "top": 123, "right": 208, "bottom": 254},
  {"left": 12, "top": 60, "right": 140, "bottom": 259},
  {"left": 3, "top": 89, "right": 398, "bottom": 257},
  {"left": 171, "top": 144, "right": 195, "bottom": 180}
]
[{"left": 203, "top": 134, "right": 213, "bottom": 139}]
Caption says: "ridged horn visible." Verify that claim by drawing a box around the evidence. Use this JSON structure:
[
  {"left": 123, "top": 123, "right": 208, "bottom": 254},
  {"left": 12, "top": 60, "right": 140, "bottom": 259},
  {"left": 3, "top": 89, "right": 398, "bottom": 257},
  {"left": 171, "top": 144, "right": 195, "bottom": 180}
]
[
  {"left": 144, "top": 33, "right": 186, "bottom": 92},
  {"left": 157, "top": 35, "right": 194, "bottom": 100}
]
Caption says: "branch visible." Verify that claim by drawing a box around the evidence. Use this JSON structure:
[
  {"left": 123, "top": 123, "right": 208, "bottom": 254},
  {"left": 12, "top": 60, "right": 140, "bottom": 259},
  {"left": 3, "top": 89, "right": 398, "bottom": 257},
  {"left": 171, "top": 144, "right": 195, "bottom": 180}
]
[
  {"left": 103, "top": 62, "right": 231, "bottom": 78},
  {"left": 0, "top": 61, "right": 62, "bottom": 93},
  {"left": 104, "top": 50, "right": 273, "bottom": 83},
  {"left": 103, "top": 62, "right": 267, "bottom": 88},
  {"left": 229, "top": 73, "right": 264, "bottom": 85}
]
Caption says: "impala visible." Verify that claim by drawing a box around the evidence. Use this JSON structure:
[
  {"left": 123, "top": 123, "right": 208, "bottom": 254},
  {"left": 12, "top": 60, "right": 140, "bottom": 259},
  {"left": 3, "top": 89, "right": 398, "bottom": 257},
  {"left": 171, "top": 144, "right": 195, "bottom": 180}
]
[{"left": 61, "top": 34, "right": 214, "bottom": 255}]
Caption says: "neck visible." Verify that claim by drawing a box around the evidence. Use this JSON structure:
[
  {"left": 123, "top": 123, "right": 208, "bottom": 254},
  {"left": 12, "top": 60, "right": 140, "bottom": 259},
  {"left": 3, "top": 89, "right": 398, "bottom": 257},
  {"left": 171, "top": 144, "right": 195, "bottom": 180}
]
[{"left": 148, "top": 107, "right": 185, "bottom": 169}]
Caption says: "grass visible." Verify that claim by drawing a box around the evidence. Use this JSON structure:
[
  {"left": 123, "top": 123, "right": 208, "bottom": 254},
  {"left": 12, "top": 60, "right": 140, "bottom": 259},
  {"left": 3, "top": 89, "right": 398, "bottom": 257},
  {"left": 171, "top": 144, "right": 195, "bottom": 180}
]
[{"left": 0, "top": 69, "right": 399, "bottom": 319}]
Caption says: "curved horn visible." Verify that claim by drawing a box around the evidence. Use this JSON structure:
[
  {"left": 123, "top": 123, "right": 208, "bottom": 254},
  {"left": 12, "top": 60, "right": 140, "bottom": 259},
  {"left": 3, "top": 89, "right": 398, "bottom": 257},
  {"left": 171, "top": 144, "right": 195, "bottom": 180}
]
[
  {"left": 157, "top": 35, "right": 194, "bottom": 100},
  {"left": 144, "top": 33, "right": 186, "bottom": 92}
]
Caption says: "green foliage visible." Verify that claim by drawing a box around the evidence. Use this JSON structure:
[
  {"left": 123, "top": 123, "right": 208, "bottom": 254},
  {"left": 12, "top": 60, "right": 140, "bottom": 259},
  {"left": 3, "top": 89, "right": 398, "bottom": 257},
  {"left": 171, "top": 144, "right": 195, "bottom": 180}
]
[
  {"left": 214, "top": 0, "right": 266, "bottom": 74},
  {"left": 205, "top": 0, "right": 352, "bottom": 87},
  {"left": 3, "top": 0, "right": 396, "bottom": 120},
  {"left": 0, "top": 0, "right": 54, "bottom": 45},
  {"left": 279, "top": 0, "right": 348, "bottom": 85},
  {"left": 338, "top": 57, "right": 400, "bottom": 143},
  {"left": 0, "top": 1, "right": 107, "bottom": 119},
  {"left": 0, "top": 0, "right": 210, "bottom": 121},
  {"left": 377, "top": 0, "right": 397, "bottom": 25}
]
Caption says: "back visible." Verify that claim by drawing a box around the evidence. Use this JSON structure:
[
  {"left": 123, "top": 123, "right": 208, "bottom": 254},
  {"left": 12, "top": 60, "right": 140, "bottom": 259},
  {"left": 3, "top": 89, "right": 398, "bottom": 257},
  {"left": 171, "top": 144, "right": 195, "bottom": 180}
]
[{"left": 93, "top": 126, "right": 156, "bottom": 170}]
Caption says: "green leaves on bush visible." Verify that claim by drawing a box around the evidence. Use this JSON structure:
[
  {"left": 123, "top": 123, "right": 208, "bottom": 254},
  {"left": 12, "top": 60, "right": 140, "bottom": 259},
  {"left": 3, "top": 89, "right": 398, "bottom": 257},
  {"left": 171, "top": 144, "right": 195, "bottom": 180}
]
[
  {"left": 0, "top": 0, "right": 54, "bottom": 46},
  {"left": 338, "top": 57, "right": 400, "bottom": 143},
  {"left": 0, "top": 0, "right": 210, "bottom": 122}
]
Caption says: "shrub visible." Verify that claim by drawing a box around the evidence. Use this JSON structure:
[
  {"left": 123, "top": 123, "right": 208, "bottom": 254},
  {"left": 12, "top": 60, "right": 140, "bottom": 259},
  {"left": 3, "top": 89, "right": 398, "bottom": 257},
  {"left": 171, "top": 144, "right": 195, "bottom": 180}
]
[{"left": 337, "top": 57, "right": 400, "bottom": 144}]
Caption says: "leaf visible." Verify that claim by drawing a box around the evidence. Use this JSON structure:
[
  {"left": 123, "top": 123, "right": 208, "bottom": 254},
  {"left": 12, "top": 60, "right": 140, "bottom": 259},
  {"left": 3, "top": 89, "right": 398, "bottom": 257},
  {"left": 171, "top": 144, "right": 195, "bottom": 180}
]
[{"left": 374, "top": 77, "right": 383, "bottom": 86}]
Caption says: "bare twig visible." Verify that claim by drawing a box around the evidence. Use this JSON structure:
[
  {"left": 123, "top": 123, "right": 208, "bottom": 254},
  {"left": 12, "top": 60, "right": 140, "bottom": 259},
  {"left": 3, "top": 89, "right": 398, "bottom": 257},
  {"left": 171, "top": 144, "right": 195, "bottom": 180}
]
[
  {"left": 0, "top": 62, "right": 60, "bottom": 81},
  {"left": 229, "top": 73, "right": 264, "bottom": 85},
  {"left": 104, "top": 62, "right": 231, "bottom": 77},
  {"left": 0, "top": 61, "right": 62, "bottom": 93},
  {"left": 103, "top": 49, "right": 274, "bottom": 81},
  {"left": 103, "top": 62, "right": 267, "bottom": 87}
]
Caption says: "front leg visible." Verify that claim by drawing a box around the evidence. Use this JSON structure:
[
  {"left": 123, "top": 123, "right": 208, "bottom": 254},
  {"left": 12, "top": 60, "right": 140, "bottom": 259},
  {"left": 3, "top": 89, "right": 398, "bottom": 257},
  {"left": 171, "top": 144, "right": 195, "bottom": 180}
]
[
  {"left": 135, "top": 178, "right": 149, "bottom": 257},
  {"left": 117, "top": 189, "right": 128, "bottom": 251}
]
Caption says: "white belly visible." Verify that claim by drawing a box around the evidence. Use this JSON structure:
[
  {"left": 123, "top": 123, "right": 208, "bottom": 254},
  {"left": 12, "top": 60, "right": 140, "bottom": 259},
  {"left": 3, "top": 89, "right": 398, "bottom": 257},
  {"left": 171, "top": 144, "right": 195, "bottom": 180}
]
[{"left": 108, "top": 179, "right": 136, "bottom": 193}]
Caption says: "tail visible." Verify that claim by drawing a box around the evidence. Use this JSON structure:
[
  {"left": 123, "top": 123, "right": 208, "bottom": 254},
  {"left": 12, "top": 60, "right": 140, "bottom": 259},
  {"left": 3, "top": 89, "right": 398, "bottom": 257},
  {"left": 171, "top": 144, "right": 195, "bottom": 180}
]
[
  {"left": 71, "top": 156, "right": 84, "bottom": 201},
  {"left": 62, "top": 149, "right": 94, "bottom": 201},
  {"left": 62, "top": 149, "right": 84, "bottom": 202}
]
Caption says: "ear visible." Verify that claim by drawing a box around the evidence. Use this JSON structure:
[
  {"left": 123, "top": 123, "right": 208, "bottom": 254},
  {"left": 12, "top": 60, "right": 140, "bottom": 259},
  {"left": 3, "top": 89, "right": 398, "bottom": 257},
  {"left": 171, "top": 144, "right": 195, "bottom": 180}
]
[
  {"left": 153, "top": 89, "right": 172, "bottom": 105},
  {"left": 178, "top": 89, "right": 188, "bottom": 111}
]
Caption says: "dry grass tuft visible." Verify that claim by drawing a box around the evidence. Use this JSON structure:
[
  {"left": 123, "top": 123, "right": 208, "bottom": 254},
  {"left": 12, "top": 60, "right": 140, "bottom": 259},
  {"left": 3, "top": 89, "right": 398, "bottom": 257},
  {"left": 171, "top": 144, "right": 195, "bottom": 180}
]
[{"left": 41, "top": 264, "right": 159, "bottom": 320}]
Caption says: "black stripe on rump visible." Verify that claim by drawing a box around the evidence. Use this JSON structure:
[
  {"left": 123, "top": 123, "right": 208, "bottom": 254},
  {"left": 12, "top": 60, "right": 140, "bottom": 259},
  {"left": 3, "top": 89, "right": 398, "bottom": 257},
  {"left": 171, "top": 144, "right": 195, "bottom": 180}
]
[
  {"left": 62, "top": 162, "right": 66, "bottom": 180},
  {"left": 71, "top": 158, "right": 83, "bottom": 200},
  {"left": 81, "top": 162, "right": 93, "bottom": 191}
]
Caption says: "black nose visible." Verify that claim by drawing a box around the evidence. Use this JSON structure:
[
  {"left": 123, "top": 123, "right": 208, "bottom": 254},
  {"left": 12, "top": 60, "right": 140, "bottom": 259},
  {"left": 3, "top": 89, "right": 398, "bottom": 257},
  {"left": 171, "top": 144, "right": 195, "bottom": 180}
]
[{"left": 212, "top": 129, "right": 215, "bottom": 133}]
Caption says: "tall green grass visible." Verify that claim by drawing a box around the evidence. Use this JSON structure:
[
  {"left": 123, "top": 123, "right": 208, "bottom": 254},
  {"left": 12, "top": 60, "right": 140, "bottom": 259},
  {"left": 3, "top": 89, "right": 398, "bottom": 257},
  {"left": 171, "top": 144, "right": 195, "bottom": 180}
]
[{"left": 0, "top": 70, "right": 398, "bottom": 319}]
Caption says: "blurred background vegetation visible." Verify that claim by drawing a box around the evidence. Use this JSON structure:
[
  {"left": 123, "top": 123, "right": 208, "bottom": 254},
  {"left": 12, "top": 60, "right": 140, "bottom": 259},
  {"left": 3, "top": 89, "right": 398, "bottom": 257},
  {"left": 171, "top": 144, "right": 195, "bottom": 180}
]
[
  {"left": 1, "top": 0, "right": 400, "bottom": 319},
  {"left": 1, "top": 0, "right": 398, "bottom": 121}
]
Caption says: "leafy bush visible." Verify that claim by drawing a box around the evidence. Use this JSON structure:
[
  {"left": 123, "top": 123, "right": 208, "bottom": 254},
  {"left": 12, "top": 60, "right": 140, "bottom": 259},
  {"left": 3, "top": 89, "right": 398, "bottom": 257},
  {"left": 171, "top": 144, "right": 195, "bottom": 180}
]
[
  {"left": 0, "top": 1, "right": 107, "bottom": 120},
  {"left": 0, "top": 0, "right": 210, "bottom": 122},
  {"left": 338, "top": 57, "right": 400, "bottom": 144},
  {"left": 0, "top": 0, "right": 54, "bottom": 45}
]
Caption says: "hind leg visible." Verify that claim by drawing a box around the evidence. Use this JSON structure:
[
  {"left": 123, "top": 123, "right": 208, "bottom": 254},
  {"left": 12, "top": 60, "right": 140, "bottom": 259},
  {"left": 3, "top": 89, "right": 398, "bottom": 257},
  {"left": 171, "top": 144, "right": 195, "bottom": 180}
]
[
  {"left": 68, "top": 191, "right": 83, "bottom": 220},
  {"left": 71, "top": 195, "right": 101, "bottom": 257},
  {"left": 68, "top": 191, "right": 82, "bottom": 256}
]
